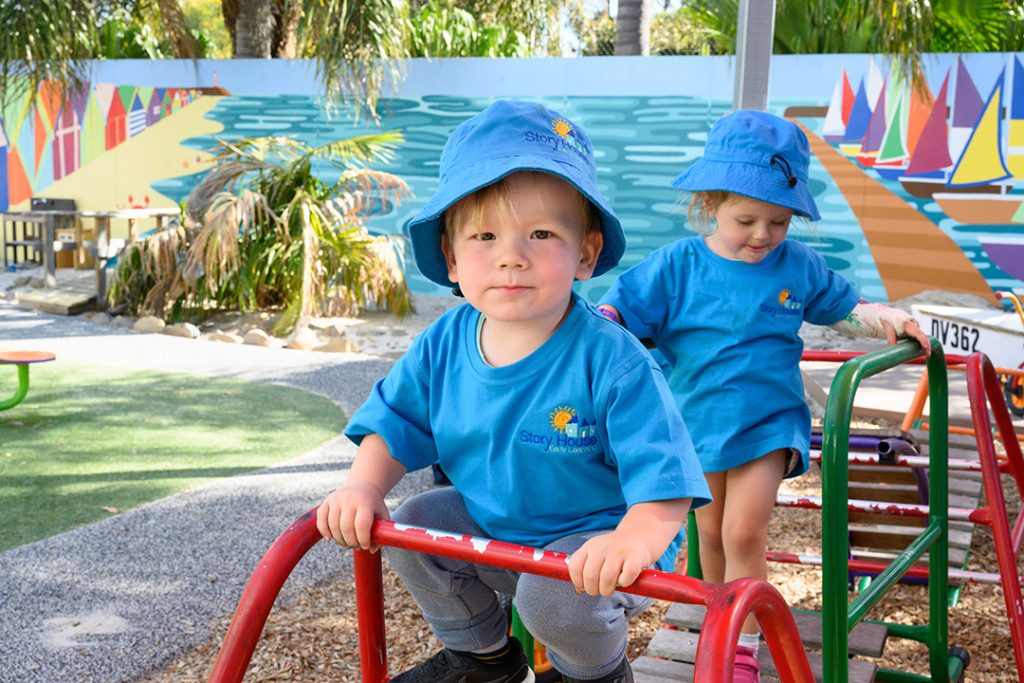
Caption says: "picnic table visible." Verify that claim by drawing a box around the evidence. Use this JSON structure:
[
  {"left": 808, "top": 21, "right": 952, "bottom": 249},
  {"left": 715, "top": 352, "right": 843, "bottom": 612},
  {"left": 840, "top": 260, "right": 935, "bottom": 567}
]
[{"left": 0, "top": 207, "right": 180, "bottom": 309}]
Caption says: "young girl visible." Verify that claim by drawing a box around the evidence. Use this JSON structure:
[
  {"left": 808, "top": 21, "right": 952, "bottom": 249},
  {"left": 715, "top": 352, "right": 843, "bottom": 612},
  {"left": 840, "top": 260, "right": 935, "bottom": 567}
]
[{"left": 597, "top": 110, "right": 929, "bottom": 682}]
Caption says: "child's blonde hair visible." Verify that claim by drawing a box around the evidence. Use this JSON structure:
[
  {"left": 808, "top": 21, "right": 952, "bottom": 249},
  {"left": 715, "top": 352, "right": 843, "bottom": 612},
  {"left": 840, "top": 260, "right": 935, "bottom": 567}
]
[
  {"left": 685, "top": 190, "right": 811, "bottom": 235},
  {"left": 444, "top": 171, "right": 601, "bottom": 240}
]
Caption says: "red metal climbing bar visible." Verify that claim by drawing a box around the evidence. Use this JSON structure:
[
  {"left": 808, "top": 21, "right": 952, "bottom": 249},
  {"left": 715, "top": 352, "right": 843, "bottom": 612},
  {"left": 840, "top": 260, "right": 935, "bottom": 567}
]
[{"left": 208, "top": 511, "right": 815, "bottom": 683}]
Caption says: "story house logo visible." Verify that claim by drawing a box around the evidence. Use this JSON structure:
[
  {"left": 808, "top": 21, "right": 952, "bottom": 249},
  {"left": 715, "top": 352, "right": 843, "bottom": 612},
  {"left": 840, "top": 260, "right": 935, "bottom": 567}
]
[
  {"left": 759, "top": 288, "right": 804, "bottom": 318},
  {"left": 520, "top": 403, "right": 599, "bottom": 453},
  {"left": 522, "top": 116, "right": 591, "bottom": 166}
]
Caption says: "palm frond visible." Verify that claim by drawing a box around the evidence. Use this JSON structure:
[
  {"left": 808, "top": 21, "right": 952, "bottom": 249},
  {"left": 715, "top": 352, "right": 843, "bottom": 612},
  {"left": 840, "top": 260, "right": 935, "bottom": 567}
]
[
  {"left": 0, "top": 0, "right": 97, "bottom": 109},
  {"left": 299, "top": 0, "right": 409, "bottom": 120},
  {"left": 311, "top": 129, "right": 405, "bottom": 165}
]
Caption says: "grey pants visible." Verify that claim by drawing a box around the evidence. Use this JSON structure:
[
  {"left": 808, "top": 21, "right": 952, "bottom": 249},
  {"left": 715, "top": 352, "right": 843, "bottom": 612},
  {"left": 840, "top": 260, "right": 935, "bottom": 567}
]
[{"left": 386, "top": 487, "right": 650, "bottom": 680}]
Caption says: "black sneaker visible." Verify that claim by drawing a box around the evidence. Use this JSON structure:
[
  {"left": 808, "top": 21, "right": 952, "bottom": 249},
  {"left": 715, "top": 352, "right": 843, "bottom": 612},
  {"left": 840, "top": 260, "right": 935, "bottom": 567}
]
[
  {"left": 561, "top": 657, "right": 633, "bottom": 683},
  {"left": 390, "top": 636, "right": 536, "bottom": 682}
]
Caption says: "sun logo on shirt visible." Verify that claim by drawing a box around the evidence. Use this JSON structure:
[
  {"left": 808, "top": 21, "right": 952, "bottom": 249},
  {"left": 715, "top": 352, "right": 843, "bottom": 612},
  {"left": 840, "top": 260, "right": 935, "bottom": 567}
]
[
  {"left": 552, "top": 118, "right": 573, "bottom": 139},
  {"left": 549, "top": 405, "right": 576, "bottom": 432},
  {"left": 778, "top": 288, "right": 792, "bottom": 304}
]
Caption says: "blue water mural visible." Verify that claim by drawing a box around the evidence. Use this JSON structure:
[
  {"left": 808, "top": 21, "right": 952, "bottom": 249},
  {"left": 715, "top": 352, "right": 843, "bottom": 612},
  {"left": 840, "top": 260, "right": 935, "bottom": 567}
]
[{"left": 158, "top": 94, "right": 914, "bottom": 302}]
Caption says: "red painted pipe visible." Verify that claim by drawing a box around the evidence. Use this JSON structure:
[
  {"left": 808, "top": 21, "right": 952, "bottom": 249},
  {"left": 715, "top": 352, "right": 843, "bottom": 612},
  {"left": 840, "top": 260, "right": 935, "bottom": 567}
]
[
  {"left": 966, "top": 353, "right": 1024, "bottom": 680},
  {"left": 697, "top": 577, "right": 813, "bottom": 683},
  {"left": 209, "top": 513, "right": 814, "bottom": 682}
]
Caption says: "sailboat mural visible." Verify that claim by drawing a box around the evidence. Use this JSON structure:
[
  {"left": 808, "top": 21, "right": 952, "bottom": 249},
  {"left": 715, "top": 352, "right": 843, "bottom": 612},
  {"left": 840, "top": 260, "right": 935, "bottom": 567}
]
[
  {"left": 838, "top": 57, "right": 884, "bottom": 156},
  {"left": 855, "top": 83, "right": 887, "bottom": 166},
  {"left": 823, "top": 69, "right": 855, "bottom": 142},
  {"left": 933, "top": 65, "right": 1024, "bottom": 225}
]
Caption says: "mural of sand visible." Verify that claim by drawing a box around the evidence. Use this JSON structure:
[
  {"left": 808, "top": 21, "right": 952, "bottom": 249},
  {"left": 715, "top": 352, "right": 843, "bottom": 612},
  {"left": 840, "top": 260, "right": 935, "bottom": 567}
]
[{"left": 17, "top": 96, "right": 223, "bottom": 239}]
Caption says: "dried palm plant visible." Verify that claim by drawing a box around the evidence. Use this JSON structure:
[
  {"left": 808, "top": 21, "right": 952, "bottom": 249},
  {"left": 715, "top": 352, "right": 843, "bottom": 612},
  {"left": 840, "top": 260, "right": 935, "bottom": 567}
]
[{"left": 108, "top": 130, "right": 411, "bottom": 333}]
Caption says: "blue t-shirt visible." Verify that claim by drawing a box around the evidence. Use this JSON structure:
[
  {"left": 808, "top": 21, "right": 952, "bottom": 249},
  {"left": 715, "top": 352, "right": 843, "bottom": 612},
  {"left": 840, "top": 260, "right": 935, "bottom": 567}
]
[
  {"left": 600, "top": 236, "right": 859, "bottom": 476},
  {"left": 345, "top": 293, "right": 711, "bottom": 571}
]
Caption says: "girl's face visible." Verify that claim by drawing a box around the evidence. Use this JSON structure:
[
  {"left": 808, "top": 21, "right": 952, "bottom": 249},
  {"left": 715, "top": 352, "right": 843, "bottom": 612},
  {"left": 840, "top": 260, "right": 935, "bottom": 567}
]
[
  {"left": 441, "top": 172, "right": 602, "bottom": 330},
  {"left": 706, "top": 195, "right": 793, "bottom": 264}
]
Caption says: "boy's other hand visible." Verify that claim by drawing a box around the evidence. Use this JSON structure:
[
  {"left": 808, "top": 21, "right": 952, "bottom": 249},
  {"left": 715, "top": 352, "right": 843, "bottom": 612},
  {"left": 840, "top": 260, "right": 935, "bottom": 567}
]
[
  {"left": 316, "top": 482, "right": 390, "bottom": 552},
  {"left": 568, "top": 530, "right": 652, "bottom": 597}
]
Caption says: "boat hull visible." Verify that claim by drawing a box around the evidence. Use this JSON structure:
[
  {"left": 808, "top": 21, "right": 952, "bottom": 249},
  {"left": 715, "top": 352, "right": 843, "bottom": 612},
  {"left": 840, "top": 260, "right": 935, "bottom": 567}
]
[
  {"left": 932, "top": 193, "right": 1024, "bottom": 225},
  {"left": 979, "top": 238, "right": 1024, "bottom": 281},
  {"left": 900, "top": 177, "right": 1003, "bottom": 199}
]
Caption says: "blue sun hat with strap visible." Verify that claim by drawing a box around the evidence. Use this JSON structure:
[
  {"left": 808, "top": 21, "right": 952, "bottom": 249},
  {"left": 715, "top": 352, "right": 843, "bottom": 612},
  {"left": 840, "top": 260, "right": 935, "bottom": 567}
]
[
  {"left": 405, "top": 100, "right": 625, "bottom": 288},
  {"left": 672, "top": 110, "right": 821, "bottom": 221}
]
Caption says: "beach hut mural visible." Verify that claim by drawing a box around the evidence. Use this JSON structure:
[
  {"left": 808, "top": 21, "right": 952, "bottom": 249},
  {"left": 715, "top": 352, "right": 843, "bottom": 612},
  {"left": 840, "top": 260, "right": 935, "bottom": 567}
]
[
  {"left": 52, "top": 103, "right": 80, "bottom": 180},
  {"left": 52, "top": 86, "right": 88, "bottom": 181},
  {"left": 146, "top": 88, "right": 164, "bottom": 126},
  {"left": 31, "top": 105, "right": 55, "bottom": 191},
  {"left": 0, "top": 122, "right": 9, "bottom": 211},
  {"left": 162, "top": 88, "right": 175, "bottom": 117},
  {"left": 80, "top": 91, "right": 106, "bottom": 166},
  {"left": 105, "top": 94, "right": 127, "bottom": 150},
  {"left": 127, "top": 90, "right": 147, "bottom": 137}
]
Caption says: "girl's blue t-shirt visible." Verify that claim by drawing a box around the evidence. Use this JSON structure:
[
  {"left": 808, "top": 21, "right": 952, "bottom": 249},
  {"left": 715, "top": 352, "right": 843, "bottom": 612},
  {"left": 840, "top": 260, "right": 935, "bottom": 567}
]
[
  {"left": 600, "top": 236, "right": 859, "bottom": 476},
  {"left": 345, "top": 293, "right": 711, "bottom": 572}
]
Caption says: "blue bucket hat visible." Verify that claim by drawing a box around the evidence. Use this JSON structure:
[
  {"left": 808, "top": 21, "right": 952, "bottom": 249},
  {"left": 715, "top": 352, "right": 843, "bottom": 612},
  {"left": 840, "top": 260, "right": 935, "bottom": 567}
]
[
  {"left": 672, "top": 110, "right": 821, "bottom": 221},
  {"left": 405, "top": 100, "right": 625, "bottom": 288}
]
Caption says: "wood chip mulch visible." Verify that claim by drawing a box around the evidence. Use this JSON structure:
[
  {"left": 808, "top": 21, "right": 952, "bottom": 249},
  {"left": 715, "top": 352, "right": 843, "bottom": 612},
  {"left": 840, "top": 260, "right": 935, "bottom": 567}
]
[{"left": 143, "top": 434, "right": 1022, "bottom": 683}]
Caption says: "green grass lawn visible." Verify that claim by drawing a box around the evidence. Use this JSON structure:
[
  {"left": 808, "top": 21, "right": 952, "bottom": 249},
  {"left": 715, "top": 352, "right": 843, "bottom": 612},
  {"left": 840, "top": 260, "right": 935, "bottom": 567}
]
[{"left": 0, "top": 361, "right": 344, "bottom": 551}]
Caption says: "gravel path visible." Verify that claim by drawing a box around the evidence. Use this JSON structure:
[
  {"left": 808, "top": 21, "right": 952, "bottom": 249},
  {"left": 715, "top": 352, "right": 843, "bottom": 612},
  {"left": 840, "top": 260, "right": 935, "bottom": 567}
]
[{"left": 0, "top": 299, "right": 437, "bottom": 683}]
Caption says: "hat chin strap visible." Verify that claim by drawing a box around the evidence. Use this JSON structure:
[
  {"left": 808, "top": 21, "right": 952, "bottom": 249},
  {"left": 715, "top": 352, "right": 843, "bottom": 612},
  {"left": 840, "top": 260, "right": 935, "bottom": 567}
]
[{"left": 770, "top": 154, "right": 798, "bottom": 188}]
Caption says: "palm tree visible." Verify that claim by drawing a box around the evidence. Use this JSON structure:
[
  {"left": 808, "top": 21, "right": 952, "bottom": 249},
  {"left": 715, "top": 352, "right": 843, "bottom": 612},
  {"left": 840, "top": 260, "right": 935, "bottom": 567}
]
[
  {"left": 615, "top": 0, "right": 652, "bottom": 55},
  {"left": 108, "top": 130, "right": 412, "bottom": 333}
]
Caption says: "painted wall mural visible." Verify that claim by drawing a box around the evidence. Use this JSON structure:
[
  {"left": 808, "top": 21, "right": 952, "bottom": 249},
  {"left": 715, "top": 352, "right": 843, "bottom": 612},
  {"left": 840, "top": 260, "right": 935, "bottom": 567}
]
[{"left": 0, "top": 55, "right": 1021, "bottom": 301}]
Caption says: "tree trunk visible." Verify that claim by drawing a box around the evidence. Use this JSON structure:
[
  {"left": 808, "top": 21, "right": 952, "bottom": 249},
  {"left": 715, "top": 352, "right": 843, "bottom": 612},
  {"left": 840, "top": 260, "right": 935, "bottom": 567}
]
[
  {"left": 234, "top": 0, "right": 277, "bottom": 57},
  {"left": 155, "top": 0, "right": 201, "bottom": 58},
  {"left": 272, "top": 0, "right": 302, "bottom": 58},
  {"left": 614, "top": 0, "right": 651, "bottom": 55},
  {"left": 222, "top": 0, "right": 239, "bottom": 56}
]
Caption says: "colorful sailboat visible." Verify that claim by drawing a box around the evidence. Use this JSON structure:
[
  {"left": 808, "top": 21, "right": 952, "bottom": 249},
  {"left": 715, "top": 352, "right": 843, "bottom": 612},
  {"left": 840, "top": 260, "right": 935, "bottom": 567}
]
[
  {"left": 855, "top": 83, "right": 887, "bottom": 166},
  {"left": 823, "top": 69, "right": 854, "bottom": 142},
  {"left": 1008, "top": 55, "right": 1024, "bottom": 179},
  {"left": 875, "top": 85, "right": 908, "bottom": 167},
  {"left": 839, "top": 79, "right": 872, "bottom": 156},
  {"left": 899, "top": 63, "right": 1004, "bottom": 199},
  {"left": 934, "top": 69, "right": 1024, "bottom": 225}
]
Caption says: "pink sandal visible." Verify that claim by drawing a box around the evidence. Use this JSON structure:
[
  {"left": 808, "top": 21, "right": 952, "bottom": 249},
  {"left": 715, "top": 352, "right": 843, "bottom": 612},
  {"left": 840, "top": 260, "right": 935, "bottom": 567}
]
[{"left": 733, "top": 646, "right": 761, "bottom": 683}]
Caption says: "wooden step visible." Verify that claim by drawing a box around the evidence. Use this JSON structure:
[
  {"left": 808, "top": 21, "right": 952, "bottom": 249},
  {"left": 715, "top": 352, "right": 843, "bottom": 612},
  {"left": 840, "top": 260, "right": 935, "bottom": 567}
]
[
  {"left": 664, "top": 604, "right": 887, "bottom": 657},
  {"left": 849, "top": 522, "right": 975, "bottom": 552},
  {"left": 851, "top": 546, "right": 969, "bottom": 568},
  {"left": 638, "top": 628, "right": 876, "bottom": 683}
]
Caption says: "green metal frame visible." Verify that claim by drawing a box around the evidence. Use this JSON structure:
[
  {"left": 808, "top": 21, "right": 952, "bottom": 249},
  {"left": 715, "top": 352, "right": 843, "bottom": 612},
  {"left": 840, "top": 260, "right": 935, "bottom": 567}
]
[
  {"left": 0, "top": 363, "right": 31, "bottom": 411},
  {"left": 684, "top": 340, "right": 966, "bottom": 682},
  {"left": 821, "top": 340, "right": 963, "bottom": 682}
]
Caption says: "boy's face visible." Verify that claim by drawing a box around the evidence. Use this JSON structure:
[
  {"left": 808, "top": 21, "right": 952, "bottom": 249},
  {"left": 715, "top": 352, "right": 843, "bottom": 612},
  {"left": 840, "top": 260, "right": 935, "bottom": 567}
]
[
  {"left": 707, "top": 194, "right": 793, "bottom": 264},
  {"left": 442, "top": 172, "right": 602, "bottom": 328}
]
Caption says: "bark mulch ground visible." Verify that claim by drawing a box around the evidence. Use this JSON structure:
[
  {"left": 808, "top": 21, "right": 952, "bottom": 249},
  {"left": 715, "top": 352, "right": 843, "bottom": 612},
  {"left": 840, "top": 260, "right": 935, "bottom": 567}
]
[{"left": 143, "top": 451, "right": 1021, "bottom": 683}]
